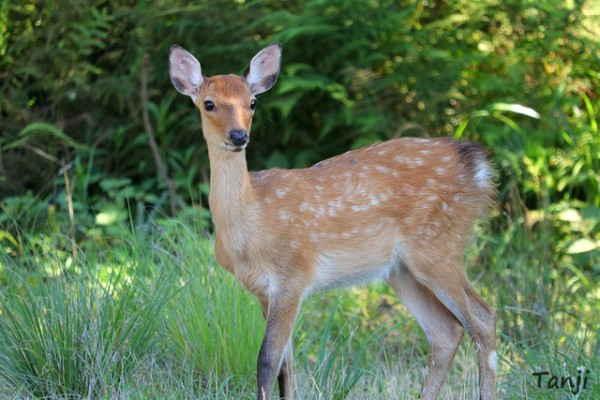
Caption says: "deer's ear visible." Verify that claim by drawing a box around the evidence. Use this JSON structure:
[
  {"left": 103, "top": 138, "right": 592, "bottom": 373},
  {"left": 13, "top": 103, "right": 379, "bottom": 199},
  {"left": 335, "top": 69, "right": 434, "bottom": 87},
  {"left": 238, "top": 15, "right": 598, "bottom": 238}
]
[
  {"left": 245, "top": 42, "right": 281, "bottom": 95},
  {"left": 169, "top": 45, "right": 204, "bottom": 98}
]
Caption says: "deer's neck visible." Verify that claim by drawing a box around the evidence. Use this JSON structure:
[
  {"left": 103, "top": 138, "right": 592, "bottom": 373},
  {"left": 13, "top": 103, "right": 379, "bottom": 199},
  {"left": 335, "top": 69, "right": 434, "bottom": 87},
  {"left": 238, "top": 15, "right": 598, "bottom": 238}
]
[{"left": 207, "top": 146, "right": 254, "bottom": 231}]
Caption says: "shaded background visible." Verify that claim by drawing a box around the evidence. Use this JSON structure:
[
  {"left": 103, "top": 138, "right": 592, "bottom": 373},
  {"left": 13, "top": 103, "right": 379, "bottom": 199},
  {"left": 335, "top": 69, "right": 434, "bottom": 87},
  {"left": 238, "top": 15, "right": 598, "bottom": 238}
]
[{"left": 2, "top": 0, "right": 598, "bottom": 208}]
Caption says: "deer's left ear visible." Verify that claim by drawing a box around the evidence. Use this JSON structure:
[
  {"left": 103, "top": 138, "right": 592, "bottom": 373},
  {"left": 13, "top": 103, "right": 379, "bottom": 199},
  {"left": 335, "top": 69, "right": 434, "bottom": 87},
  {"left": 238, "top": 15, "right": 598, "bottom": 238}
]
[{"left": 245, "top": 42, "right": 282, "bottom": 95}]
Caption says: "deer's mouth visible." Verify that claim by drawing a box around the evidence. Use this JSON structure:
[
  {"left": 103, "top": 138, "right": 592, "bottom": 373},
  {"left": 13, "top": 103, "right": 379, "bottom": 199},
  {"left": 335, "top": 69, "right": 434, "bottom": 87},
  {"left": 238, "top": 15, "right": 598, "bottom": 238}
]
[{"left": 224, "top": 141, "right": 247, "bottom": 152}]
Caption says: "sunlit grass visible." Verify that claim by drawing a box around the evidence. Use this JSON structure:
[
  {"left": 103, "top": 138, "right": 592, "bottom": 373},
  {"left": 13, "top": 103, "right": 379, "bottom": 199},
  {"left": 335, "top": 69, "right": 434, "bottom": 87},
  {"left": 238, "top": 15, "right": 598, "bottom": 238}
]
[
  {"left": 0, "top": 224, "right": 178, "bottom": 399},
  {"left": 0, "top": 205, "right": 598, "bottom": 398},
  {"left": 160, "top": 218, "right": 265, "bottom": 383}
]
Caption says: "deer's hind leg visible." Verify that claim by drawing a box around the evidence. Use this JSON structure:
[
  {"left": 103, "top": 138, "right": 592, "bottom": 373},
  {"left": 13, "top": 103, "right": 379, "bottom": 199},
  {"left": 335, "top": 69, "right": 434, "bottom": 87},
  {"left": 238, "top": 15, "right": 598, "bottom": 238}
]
[
  {"left": 388, "top": 266, "right": 464, "bottom": 400},
  {"left": 401, "top": 256, "right": 496, "bottom": 400}
]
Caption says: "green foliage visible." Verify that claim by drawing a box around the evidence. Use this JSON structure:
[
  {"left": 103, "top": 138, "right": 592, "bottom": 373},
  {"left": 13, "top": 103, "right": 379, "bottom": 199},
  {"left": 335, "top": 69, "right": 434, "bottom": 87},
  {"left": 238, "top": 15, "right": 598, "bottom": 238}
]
[{"left": 2, "top": 0, "right": 598, "bottom": 205}]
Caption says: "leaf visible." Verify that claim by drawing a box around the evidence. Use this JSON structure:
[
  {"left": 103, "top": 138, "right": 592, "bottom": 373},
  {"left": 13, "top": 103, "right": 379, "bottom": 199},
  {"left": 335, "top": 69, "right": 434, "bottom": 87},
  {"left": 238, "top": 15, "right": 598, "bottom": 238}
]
[
  {"left": 580, "top": 91, "right": 598, "bottom": 133},
  {"left": 454, "top": 119, "right": 470, "bottom": 139},
  {"left": 6, "top": 122, "right": 89, "bottom": 150},
  {"left": 567, "top": 239, "right": 599, "bottom": 254},
  {"left": 100, "top": 178, "right": 133, "bottom": 191},
  {"left": 581, "top": 206, "right": 600, "bottom": 223},
  {"left": 490, "top": 103, "right": 541, "bottom": 119},
  {"left": 277, "top": 75, "right": 330, "bottom": 95},
  {"left": 557, "top": 209, "right": 582, "bottom": 223},
  {"left": 270, "top": 92, "right": 305, "bottom": 119},
  {"left": 284, "top": 63, "right": 314, "bottom": 76},
  {"left": 274, "top": 24, "right": 339, "bottom": 43},
  {"left": 0, "top": 230, "right": 19, "bottom": 248}
]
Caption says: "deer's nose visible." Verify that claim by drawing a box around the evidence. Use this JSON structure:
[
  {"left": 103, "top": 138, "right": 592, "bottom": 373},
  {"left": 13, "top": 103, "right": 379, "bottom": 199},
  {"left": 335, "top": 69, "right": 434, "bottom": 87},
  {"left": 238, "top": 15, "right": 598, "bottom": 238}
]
[{"left": 229, "top": 129, "right": 248, "bottom": 146}]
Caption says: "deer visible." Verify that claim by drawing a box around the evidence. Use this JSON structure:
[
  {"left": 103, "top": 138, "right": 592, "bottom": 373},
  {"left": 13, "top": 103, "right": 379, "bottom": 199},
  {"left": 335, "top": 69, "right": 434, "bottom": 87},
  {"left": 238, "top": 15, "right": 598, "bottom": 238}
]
[{"left": 168, "top": 42, "right": 497, "bottom": 400}]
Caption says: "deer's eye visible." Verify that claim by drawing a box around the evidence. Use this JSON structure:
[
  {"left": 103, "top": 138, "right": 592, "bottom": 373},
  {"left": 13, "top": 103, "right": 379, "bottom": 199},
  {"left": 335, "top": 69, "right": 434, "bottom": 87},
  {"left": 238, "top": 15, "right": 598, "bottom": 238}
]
[
  {"left": 204, "top": 100, "right": 215, "bottom": 111},
  {"left": 250, "top": 99, "right": 257, "bottom": 110}
]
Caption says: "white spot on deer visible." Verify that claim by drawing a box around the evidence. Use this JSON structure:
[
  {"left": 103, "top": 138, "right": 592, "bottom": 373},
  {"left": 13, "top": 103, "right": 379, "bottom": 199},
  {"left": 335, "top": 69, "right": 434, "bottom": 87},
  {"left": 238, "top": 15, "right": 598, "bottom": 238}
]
[
  {"left": 276, "top": 188, "right": 288, "bottom": 198},
  {"left": 453, "top": 194, "right": 462, "bottom": 202},
  {"left": 435, "top": 166, "right": 445, "bottom": 175},
  {"left": 303, "top": 219, "right": 316, "bottom": 228},
  {"left": 401, "top": 157, "right": 424, "bottom": 168},
  {"left": 427, "top": 194, "right": 438, "bottom": 202},
  {"left": 442, "top": 155, "right": 452, "bottom": 162},
  {"left": 379, "top": 192, "right": 389, "bottom": 202},
  {"left": 279, "top": 209, "right": 291, "bottom": 222},
  {"left": 299, "top": 201, "right": 310, "bottom": 212},
  {"left": 364, "top": 225, "right": 380, "bottom": 235},
  {"left": 426, "top": 178, "right": 436, "bottom": 186},
  {"left": 375, "top": 165, "right": 391, "bottom": 174},
  {"left": 315, "top": 185, "right": 324, "bottom": 191},
  {"left": 327, "top": 200, "right": 344, "bottom": 216},
  {"left": 442, "top": 202, "right": 450, "bottom": 212},
  {"left": 290, "top": 240, "right": 300, "bottom": 250},
  {"left": 368, "top": 194, "right": 380, "bottom": 206},
  {"left": 351, "top": 204, "right": 370, "bottom": 212},
  {"left": 377, "top": 149, "right": 387, "bottom": 156},
  {"left": 329, "top": 199, "right": 343, "bottom": 209},
  {"left": 402, "top": 186, "right": 414, "bottom": 196}
]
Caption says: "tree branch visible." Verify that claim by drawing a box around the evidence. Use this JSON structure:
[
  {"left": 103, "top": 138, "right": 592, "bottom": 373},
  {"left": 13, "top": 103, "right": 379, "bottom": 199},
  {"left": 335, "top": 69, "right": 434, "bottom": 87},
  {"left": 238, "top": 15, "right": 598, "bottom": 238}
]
[{"left": 141, "top": 53, "right": 180, "bottom": 215}]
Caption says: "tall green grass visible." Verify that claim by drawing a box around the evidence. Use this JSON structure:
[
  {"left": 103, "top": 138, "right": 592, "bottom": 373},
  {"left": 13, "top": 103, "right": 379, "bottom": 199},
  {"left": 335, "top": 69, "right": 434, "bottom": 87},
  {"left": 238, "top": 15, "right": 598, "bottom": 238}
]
[
  {"left": 0, "top": 236, "right": 176, "bottom": 398},
  {"left": 1, "top": 203, "right": 598, "bottom": 398},
  {"left": 158, "top": 217, "right": 265, "bottom": 384}
]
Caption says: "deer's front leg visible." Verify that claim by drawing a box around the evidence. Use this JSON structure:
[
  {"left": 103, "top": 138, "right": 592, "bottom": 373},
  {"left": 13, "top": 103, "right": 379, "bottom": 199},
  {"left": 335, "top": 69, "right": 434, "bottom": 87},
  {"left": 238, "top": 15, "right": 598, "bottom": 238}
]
[
  {"left": 277, "top": 340, "right": 294, "bottom": 399},
  {"left": 257, "top": 293, "right": 300, "bottom": 400}
]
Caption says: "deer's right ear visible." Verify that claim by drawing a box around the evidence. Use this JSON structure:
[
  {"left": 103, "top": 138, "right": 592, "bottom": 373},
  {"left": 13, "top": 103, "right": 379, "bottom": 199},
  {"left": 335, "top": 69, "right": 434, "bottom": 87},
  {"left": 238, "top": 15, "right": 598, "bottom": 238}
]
[{"left": 169, "top": 45, "right": 204, "bottom": 98}]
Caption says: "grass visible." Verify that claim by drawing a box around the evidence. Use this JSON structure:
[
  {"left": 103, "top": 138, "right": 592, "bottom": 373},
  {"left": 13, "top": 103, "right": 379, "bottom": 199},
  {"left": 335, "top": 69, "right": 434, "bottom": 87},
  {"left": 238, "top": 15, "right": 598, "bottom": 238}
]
[
  {"left": 0, "top": 205, "right": 598, "bottom": 399},
  {"left": 0, "top": 232, "right": 178, "bottom": 399}
]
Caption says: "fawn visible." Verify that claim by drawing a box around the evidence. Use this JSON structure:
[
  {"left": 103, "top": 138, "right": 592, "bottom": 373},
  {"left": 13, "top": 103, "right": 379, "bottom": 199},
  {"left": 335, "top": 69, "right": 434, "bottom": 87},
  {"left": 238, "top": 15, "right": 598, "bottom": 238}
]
[{"left": 169, "top": 42, "right": 496, "bottom": 400}]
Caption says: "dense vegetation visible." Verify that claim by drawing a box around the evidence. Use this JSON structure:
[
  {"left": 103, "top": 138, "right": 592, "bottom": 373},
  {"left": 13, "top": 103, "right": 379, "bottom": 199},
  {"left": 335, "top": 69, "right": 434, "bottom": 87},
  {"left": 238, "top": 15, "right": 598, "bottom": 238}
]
[{"left": 1, "top": 0, "right": 599, "bottom": 398}]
